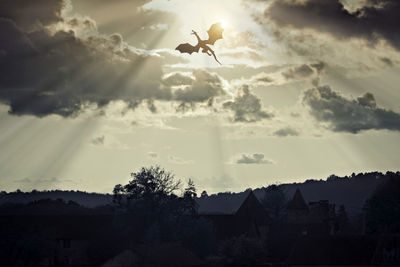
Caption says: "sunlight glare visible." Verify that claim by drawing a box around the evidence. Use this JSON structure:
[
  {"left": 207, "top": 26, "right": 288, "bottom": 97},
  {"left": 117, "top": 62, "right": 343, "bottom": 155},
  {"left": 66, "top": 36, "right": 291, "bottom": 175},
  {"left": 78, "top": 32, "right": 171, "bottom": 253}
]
[{"left": 219, "top": 19, "right": 229, "bottom": 29}]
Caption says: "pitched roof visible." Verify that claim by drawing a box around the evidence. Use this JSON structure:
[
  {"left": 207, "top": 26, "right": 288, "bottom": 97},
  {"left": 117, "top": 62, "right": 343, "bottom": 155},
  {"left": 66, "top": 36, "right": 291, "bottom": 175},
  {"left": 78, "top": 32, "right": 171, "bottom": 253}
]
[
  {"left": 199, "top": 191, "right": 270, "bottom": 240},
  {"left": 236, "top": 191, "right": 269, "bottom": 219},
  {"left": 196, "top": 191, "right": 251, "bottom": 215},
  {"left": 287, "top": 188, "right": 309, "bottom": 210}
]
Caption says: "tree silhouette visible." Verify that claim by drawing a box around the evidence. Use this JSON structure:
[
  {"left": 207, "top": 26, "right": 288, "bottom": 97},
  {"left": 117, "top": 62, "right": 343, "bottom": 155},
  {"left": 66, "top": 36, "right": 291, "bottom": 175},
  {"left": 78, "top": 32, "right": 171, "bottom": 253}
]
[
  {"left": 111, "top": 166, "right": 212, "bottom": 249},
  {"left": 184, "top": 179, "right": 197, "bottom": 198},
  {"left": 113, "top": 166, "right": 181, "bottom": 207},
  {"left": 201, "top": 190, "right": 208, "bottom": 198},
  {"left": 183, "top": 179, "right": 197, "bottom": 215}
]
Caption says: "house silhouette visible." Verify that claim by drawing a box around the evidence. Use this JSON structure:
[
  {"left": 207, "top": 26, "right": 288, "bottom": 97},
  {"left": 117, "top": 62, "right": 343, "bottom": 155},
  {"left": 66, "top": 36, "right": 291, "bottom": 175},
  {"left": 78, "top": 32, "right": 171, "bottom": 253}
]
[{"left": 197, "top": 190, "right": 270, "bottom": 240}]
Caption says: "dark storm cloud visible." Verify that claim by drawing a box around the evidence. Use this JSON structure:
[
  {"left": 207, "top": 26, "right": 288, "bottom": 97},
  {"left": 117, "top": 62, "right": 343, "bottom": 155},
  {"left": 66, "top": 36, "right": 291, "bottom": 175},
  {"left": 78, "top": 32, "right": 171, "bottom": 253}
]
[
  {"left": 266, "top": 0, "right": 400, "bottom": 51},
  {"left": 235, "top": 153, "right": 274, "bottom": 164},
  {"left": 0, "top": 0, "right": 219, "bottom": 117},
  {"left": 273, "top": 127, "right": 299, "bottom": 137},
  {"left": 223, "top": 85, "right": 273, "bottom": 123},
  {"left": 0, "top": 17, "right": 172, "bottom": 117},
  {"left": 303, "top": 85, "right": 400, "bottom": 133},
  {"left": 0, "top": 0, "right": 65, "bottom": 31}
]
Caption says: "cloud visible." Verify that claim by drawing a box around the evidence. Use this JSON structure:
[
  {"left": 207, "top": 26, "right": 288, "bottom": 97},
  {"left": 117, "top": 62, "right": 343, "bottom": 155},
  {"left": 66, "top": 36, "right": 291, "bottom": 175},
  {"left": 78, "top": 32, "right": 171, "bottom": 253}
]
[
  {"left": 234, "top": 153, "right": 275, "bottom": 165},
  {"left": 282, "top": 64, "right": 314, "bottom": 80},
  {"left": 220, "top": 50, "right": 265, "bottom": 62},
  {"left": 256, "top": 75, "right": 274, "bottom": 84},
  {"left": 148, "top": 151, "right": 158, "bottom": 158},
  {"left": 291, "top": 112, "right": 301, "bottom": 118},
  {"left": 273, "top": 127, "right": 299, "bottom": 137},
  {"left": 380, "top": 57, "right": 394, "bottom": 66},
  {"left": 303, "top": 85, "right": 400, "bottom": 133},
  {"left": 90, "top": 134, "right": 129, "bottom": 149},
  {"left": 0, "top": 0, "right": 205, "bottom": 118},
  {"left": 173, "top": 70, "right": 226, "bottom": 103},
  {"left": 70, "top": 0, "right": 178, "bottom": 47},
  {"left": 160, "top": 70, "right": 226, "bottom": 113},
  {"left": 162, "top": 72, "right": 194, "bottom": 87},
  {"left": 0, "top": 12, "right": 177, "bottom": 117},
  {"left": 203, "top": 64, "right": 285, "bottom": 82},
  {"left": 282, "top": 63, "right": 324, "bottom": 80},
  {"left": 167, "top": 155, "right": 194, "bottom": 165},
  {"left": 223, "top": 85, "right": 273, "bottom": 123},
  {"left": 91, "top": 135, "right": 105, "bottom": 145},
  {"left": 0, "top": 0, "right": 65, "bottom": 31},
  {"left": 266, "top": 0, "right": 400, "bottom": 51},
  {"left": 222, "top": 29, "right": 266, "bottom": 50},
  {"left": 310, "top": 62, "right": 325, "bottom": 74}
]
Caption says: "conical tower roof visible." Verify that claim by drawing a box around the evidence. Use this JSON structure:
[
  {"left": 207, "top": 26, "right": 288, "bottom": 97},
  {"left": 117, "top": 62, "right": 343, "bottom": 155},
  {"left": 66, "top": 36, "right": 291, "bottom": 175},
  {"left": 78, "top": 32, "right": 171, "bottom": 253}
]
[{"left": 287, "top": 188, "right": 308, "bottom": 210}]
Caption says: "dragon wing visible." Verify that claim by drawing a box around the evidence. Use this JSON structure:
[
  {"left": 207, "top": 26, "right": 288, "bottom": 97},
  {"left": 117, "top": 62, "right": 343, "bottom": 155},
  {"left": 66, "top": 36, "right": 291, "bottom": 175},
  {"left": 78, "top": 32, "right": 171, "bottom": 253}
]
[
  {"left": 206, "top": 23, "right": 224, "bottom": 45},
  {"left": 175, "top": 43, "right": 200, "bottom": 54}
]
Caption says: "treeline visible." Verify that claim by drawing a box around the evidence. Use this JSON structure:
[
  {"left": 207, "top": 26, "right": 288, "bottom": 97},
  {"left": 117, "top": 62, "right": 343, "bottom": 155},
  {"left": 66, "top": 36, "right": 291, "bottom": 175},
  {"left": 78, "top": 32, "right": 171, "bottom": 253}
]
[
  {"left": 0, "top": 189, "right": 112, "bottom": 207},
  {"left": 1, "top": 171, "right": 398, "bottom": 215},
  {"left": 196, "top": 171, "right": 397, "bottom": 217}
]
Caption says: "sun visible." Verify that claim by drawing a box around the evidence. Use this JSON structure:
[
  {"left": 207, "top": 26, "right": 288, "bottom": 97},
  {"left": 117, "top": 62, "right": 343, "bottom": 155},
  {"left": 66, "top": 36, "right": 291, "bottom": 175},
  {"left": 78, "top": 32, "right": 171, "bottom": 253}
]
[{"left": 219, "top": 19, "right": 229, "bottom": 29}]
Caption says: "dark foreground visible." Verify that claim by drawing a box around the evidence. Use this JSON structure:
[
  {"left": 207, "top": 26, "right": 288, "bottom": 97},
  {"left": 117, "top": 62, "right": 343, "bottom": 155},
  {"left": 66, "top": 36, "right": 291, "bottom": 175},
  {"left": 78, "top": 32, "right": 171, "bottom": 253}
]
[{"left": 1, "top": 170, "right": 400, "bottom": 266}]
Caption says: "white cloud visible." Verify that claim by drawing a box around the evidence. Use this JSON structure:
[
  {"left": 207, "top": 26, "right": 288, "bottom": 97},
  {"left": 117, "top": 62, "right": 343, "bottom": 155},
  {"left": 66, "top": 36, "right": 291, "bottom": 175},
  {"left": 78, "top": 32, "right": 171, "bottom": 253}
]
[{"left": 230, "top": 153, "right": 275, "bottom": 165}]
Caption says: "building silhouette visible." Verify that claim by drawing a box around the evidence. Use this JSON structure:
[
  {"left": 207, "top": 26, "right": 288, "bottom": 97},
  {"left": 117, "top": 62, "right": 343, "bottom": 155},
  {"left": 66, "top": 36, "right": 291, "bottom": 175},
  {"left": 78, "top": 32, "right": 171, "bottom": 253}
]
[{"left": 197, "top": 190, "right": 270, "bottom": 240}]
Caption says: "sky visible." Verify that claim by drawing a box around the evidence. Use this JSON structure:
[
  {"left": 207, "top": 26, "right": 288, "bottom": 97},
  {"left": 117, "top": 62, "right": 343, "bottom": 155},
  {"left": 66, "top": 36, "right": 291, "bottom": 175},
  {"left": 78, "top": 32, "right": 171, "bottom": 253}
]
[{"left": 1, "top": 0, "right": 400, "bottom": 194}]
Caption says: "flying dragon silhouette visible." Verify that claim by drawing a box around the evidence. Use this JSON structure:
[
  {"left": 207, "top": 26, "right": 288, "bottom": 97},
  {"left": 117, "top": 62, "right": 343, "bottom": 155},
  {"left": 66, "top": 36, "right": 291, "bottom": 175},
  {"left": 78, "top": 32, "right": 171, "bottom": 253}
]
[{"left": 175, "top": 23, "right": 224, "bottom": 65}]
